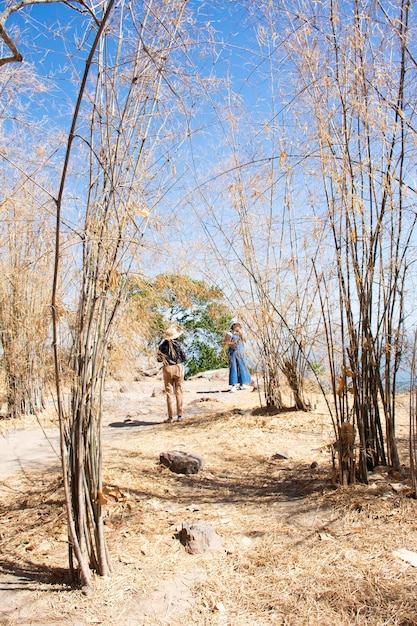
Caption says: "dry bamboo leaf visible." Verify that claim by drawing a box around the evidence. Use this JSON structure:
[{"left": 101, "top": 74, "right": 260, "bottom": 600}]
[
  {"left": 339, "top": 422, "right": 355, "bottom": 445},
  {"left": 153, "top": 218, "right": 162, "bottom": 233},
  {"left": 103, "top": 485, "right": 127, "bottom": 501},
  {"left": 337, "top": 376, "right": 345, "bottom": 396},
  {"left": 137, "top": 207, "right": 150, "bottom": 217},
  {"left": 97, "top": 491, "right": 108, "bottom": 505},
  {"left": 107, "top": 270, "right": 120, "bottom": 289}
]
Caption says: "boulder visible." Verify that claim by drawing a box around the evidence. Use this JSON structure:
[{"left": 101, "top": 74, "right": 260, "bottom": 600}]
[
  {"left": 178, "top": 520, "right": 223, "bottom": 554},
  {"left": 159, "top": 450, "right": 203, "bottom": 474}
]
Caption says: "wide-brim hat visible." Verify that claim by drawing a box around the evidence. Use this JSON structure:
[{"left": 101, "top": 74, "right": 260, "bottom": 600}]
[{"left": 164, "top": 326, "right": 180, "bottom": 340}]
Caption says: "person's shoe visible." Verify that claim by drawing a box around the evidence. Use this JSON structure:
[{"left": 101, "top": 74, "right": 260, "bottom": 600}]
[
  {"left": 239, "top": 384, "right": 252, "bottom": 390},
  {"left": 164, "top": 417, "right": 173, "bottom": 423},
  {"left": 177, "top": 416, "right": 183, "bottom": 422},
  {"left": 230, "top": 386, "right": 238, "bottom": 393}
]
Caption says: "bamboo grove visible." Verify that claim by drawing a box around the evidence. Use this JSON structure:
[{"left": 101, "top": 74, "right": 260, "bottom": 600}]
[{"left": 1, "top": 0, "right": 417, "bottom": 585}]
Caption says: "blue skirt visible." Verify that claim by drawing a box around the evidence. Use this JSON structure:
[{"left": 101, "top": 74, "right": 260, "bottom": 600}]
[{"left": 228, "top": 349, "right": 252, "bottom": 385}]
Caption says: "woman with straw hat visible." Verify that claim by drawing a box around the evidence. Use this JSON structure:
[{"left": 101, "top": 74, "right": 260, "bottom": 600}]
[{"left": 157, "top": 326, "right": 187, "bottom": 423}]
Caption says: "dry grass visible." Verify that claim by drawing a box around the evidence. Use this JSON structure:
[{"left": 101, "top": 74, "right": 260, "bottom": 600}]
[{"left": 0, "top": 380, "right": 416, "bottom": 625}]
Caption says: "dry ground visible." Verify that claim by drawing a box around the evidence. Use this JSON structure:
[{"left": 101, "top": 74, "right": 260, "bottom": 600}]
[{"left": 0, "top": 369, "right": 416, "bottom": 626}]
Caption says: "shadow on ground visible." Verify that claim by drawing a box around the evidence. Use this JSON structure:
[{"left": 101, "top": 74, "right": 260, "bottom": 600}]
[
  {"left": 0, "top": 558, "right": 71, "bottom": 590},
  {"left": 108, "top": 418, "right": 161, "bottom": 427}
]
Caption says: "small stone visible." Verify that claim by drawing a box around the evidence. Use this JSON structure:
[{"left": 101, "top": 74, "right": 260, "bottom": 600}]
[
  {"left": 178, "top": 520, "right": 223, "bottom": 554},
  {"left": 272, "top": 450, "right": 292, "bottom": 460},
  {"left": 159, "top": 450, "right": 203, "bottom": 474}
]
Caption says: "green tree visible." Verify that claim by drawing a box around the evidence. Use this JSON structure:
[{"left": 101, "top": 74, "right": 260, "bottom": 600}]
[
  {"left": 127, "top": 273, "right": 232, "bottom": 375},
  {"left": 181, "top": 300, "right": 232, "bottom": 377}
]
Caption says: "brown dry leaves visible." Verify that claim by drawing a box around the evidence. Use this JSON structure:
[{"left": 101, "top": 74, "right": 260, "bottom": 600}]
[{"left": 1, "top": 385, "right": 417, "bottom": 625}]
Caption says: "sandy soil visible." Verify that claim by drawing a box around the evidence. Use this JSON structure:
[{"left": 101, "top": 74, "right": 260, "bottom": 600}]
[{"left": 0, "top": 369, "right": 416, "bottom": 626}]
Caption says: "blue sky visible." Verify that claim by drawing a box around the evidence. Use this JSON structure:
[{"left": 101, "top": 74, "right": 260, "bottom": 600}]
[
  {"left": 3, "top": 1, "right": 284, "bottom": 127},
  {"left": 2, "top": 1, "right": 417, "bottom": 321},
  {"left": 2, "top": 0, "right": 417, "bottom": 393}
]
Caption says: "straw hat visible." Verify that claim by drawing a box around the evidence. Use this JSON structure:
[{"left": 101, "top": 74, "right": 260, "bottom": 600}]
[{"left": 164, "top": 326, "right": 180, "bottom": 340}]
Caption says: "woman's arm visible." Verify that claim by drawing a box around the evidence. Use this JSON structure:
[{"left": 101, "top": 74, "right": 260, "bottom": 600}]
[{"left": 224, "top": 332, "right": 237, "bottom": 347}]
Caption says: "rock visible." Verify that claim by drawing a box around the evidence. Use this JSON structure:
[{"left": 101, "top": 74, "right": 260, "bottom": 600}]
[
  {"left": 188, "top": 372, "right": 211, "bottom": 380},
  {"left": 178, "top": 520, "right": 223, "bottom": 554},
  {"left": 390, "top": 482, "right": 413, "bottom": 494},
  {"left": 272, "top": 450, "right": 292, "bottom": 460},
  {"left": 138, "top": 367, "right": 161, "bottom": 378},
  {"left": 159, "top": 451, "right": 203, "bottom": 474},
  {"left": 211, "top": 368, "right": 228, "bottom": 379},
  {"left": 368, "top": 472, "right": 385, "bottom": 481}
]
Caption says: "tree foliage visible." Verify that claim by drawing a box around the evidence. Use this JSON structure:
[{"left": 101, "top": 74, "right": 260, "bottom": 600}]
[{"left": 127, "top": 273, "right": 232, "bottom": 376}]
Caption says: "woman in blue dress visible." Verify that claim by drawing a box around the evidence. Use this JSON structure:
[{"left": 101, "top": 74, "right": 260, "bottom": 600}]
[{"left": 224, "top": 322, "right": 252, "bottom": 392}]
